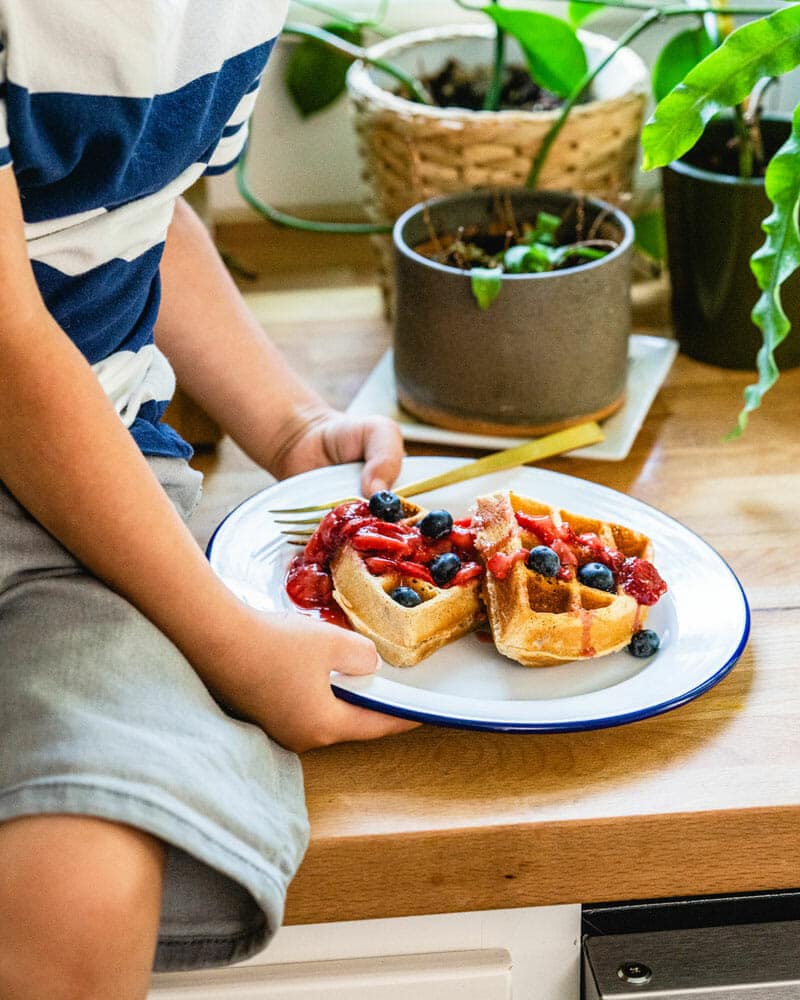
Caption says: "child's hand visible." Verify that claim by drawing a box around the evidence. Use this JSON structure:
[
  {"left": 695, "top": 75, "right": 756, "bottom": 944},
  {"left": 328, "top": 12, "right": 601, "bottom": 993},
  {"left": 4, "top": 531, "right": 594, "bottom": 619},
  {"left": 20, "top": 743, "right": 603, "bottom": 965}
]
[
  {"left": 205, "top": 603, "right": 419, "bottom": 753},
  {"left": 273, "top": 411, "right": 404, "bottom": 498}
]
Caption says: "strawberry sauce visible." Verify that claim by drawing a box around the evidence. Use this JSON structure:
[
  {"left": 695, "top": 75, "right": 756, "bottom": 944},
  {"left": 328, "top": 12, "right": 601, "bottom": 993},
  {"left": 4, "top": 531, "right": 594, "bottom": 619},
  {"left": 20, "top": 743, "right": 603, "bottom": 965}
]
[
  {"left": 485, "top": 511, "right": 667, "bottom": 606},
  {"left": 285, "top": 501, "right": 483, "bottom": 624}
]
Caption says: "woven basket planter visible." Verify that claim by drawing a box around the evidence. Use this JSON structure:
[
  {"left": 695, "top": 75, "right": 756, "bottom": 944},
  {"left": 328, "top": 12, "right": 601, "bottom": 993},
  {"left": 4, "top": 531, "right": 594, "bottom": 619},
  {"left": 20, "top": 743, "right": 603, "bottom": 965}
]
[{"left": 346, "top": 23, "right": 649, "bottom": 308}]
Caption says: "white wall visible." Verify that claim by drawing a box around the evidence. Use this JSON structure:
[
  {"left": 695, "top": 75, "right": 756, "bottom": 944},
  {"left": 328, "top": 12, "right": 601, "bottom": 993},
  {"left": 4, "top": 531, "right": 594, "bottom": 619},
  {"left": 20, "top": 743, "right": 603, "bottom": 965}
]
[{"left": 207, "top": 0, "right": 486, "bottom": 215}]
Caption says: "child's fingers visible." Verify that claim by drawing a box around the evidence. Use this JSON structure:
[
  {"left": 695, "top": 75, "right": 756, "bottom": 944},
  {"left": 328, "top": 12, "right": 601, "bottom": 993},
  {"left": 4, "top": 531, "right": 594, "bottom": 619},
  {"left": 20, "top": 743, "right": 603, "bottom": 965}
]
[
  {"left": 328, "top": 630, "right": 382, "bottom": 676},
  {"left": 288, "top": 690, "right": 419, "bottom": 752},
  {"left": 328, "top": 698, "right": 421, "bottom": 744},
  {"left": 359, "top": 417, "right": 404, "bottom": 496}
]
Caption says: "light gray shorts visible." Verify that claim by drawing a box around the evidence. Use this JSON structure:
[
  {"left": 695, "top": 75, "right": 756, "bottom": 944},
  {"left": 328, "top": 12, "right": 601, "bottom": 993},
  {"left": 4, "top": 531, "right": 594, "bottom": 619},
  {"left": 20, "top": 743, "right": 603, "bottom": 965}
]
[{"left": 0, "top": 457, "right": 309, "bottom": 971}]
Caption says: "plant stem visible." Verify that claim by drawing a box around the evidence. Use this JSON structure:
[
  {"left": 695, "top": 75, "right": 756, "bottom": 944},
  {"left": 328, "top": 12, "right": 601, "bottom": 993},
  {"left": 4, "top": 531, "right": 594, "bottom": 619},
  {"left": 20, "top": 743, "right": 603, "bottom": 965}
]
[
  {"left": 526, "top": 9, "right": 661, "bottom": 189},
  {"left": 283, "top": 21, "right": 432, "bottom": 104},
  {"left": 734, "top": 105, "right": 754, "bottom": 178},
  {"left": 235, "top": 155, "right": 392, "bottom": 235},
  {"left": 743, "top": 74, "right": 775, "bottom": 174},
  {"left": 289, "top": 0, "right": 391, "bottom": 34},
  {"left": 712, "top": 0, "right": 753, "bottom": 178},
  {"left": 483, "top": 0, "right": 506, "bottom": 111}
]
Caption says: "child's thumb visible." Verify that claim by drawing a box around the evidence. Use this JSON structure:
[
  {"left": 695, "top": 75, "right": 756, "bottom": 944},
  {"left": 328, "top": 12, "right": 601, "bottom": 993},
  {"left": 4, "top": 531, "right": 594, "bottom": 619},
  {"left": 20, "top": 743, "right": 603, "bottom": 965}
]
[{"left": 331, "top": 631, "right": 382, "bottom": 676}]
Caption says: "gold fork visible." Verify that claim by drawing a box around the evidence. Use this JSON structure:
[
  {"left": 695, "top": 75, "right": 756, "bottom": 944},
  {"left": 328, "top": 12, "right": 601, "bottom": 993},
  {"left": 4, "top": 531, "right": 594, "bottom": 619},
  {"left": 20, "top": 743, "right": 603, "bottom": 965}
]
[{"left": 271, "top": 421, "right": 604, "bottom": 545}]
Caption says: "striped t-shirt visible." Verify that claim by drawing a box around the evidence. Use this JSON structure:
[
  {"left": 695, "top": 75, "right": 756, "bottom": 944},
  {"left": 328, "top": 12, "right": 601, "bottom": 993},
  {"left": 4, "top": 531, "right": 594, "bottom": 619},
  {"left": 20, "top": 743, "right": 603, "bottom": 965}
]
[{"left": 0, "top": 1, "right": 287, "bottom": 458}]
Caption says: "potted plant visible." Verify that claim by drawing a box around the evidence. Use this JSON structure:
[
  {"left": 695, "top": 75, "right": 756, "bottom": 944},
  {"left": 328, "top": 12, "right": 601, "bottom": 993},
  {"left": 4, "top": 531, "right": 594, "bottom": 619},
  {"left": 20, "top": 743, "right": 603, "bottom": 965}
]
[
  {"left": 344, "top": 19, "right": 649, "bottom": 222},
  {"left": 640, "top": 2, "right": 800, "bottom": 433},
  {"left": 234, "top": 0, "right": 799, "bottom": 436},
  {"left": 237, "top": 0, "right": 648, "bottom": 316},
  {"left": 656, "top": 113, "right": 800, "bottom": 372},
  {"left": 391, "top": 187, "right": 634, "bottom": 435},
  {"left": 239, "top": 0, "right": 649, "bottom": 235}
]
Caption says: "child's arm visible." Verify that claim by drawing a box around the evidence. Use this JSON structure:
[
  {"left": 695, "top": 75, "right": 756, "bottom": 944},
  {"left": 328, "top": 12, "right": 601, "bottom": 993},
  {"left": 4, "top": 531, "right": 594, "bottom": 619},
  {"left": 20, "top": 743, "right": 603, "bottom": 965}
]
[
  {"left": 0, "top": 168, "right": 416, "bottom": 751},
  {"left": 155, "top": 197, "right": 404, "bottom": 497}
]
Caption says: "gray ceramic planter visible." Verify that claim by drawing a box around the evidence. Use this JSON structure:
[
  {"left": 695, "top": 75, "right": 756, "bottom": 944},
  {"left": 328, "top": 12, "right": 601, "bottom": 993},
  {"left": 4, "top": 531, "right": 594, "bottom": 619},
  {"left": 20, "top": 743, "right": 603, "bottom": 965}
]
[{"left": 392, "top": 189, "right": 634, "bottom": 436}]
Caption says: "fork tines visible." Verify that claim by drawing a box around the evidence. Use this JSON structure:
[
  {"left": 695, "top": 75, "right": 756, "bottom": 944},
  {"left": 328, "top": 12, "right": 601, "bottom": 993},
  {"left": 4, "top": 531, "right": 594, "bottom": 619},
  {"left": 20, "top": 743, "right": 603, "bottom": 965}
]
[
  {"left": 273, "top": 514, "right": 328, "bottom": 526},
  {"left": 268, "top": 495, "right": 361, "bottom": 516},
  {"left": 266, "top": 421, "right": 606, "bottom": 545},
  {"left": 279, "top": 526, "right": 315, "bottom": 538},
  {"left": 269, "top": 494, "right": 363, "bottom": 540}
]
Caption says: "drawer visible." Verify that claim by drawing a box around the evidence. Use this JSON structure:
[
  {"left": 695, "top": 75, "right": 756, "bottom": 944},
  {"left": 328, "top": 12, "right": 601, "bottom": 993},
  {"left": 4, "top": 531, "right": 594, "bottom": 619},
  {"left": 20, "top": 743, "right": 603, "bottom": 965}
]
[
  {"left": 583, "top": 921, "right": 800, "bottom": 998},
  {"left": 150, "top": 948, "right": 511, "bottom": 999}
]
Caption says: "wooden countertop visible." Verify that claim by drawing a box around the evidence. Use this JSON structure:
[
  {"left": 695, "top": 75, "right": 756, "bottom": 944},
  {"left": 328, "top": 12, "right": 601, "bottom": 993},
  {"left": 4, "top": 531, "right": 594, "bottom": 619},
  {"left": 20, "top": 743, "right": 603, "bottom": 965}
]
[{"left": 188, "top": 285, "right": 800, "bottom": 926}]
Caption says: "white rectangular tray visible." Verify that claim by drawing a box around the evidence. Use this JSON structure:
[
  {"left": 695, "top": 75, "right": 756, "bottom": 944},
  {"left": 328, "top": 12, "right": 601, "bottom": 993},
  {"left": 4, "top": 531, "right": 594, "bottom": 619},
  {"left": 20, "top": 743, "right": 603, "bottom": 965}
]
[{"left": 346, "top": 334, "right": 677, "bottom": 461}]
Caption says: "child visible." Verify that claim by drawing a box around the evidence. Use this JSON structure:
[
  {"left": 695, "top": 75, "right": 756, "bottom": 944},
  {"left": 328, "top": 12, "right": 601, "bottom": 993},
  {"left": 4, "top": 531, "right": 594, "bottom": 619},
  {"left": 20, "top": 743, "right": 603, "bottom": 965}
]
[{"left": 0, "top": 3, "right": 417, "bottom": 997}]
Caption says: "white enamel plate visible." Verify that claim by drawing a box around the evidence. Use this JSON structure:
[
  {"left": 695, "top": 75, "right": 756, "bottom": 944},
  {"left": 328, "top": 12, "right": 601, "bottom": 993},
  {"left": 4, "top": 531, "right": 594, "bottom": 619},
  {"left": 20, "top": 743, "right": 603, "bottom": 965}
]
[{"left": 207, "top": 458, "right": 750, "bottom": 733}]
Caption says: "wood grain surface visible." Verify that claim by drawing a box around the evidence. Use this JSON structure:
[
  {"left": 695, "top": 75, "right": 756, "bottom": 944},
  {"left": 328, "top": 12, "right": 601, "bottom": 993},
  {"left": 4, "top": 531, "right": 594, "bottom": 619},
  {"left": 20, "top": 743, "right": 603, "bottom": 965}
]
[{"left": 185, "top": 284, "right": 800, "bottom": 925}]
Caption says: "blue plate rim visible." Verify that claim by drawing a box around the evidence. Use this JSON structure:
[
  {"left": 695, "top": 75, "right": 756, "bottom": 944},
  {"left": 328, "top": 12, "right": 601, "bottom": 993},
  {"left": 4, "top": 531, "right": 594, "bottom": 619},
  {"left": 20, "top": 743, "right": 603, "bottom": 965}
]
[
  {"left": 331, "top": 587, "right": 750, "bottom": 733},
  {"left": 207, "top": 458, "right": 752, "bottom": 734}
]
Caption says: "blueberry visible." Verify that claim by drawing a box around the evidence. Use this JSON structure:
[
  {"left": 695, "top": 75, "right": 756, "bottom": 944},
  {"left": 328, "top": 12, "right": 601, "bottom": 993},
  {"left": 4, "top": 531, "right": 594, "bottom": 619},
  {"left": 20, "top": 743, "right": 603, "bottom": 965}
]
[
  {"left": 628, "top": 629, "right": 661, "bottom": 658},
  {"left": 390, "top": 586, "right": 422, "bottom": 608},
  {"left": 368, "top": 490, "right": 403, "bottom": 522},
  {"left": 429, "top": 551, "right": 461, "bottom": 586},
  {"left": 526, "top": 545, "right": 560, "bottom": 577},
  {"left": 418, "top": 509, "right": 454, "bottom": 540},
  {"left": 577, "top": 562, "right": 615, "bottom": 592}
]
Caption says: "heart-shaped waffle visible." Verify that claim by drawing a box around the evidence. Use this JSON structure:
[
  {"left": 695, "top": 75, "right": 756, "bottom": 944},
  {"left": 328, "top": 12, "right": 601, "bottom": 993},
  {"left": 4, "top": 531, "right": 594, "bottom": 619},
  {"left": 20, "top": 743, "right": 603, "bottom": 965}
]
[
  {"left": 470, "top": 490, "right": 666, "bottom": 666},
  {"left": 330, "top": 499, "right": 484, "bottom": 667},
  {"left": 287, "top": 496, "right": 484, "bottom": 667}
]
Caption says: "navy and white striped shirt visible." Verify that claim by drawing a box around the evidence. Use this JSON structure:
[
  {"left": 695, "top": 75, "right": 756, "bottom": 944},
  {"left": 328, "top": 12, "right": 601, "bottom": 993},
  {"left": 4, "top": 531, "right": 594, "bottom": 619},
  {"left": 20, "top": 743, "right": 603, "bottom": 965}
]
[{"left": 0, "top": 1, "right": 287, "bottom": 458}]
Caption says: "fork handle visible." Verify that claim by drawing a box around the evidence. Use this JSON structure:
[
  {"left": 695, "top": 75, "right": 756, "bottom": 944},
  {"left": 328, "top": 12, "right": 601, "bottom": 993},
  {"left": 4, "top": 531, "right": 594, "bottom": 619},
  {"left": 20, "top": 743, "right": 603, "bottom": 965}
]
[{"left": 395, "top": 422, "right": 604, "bottom": 498}]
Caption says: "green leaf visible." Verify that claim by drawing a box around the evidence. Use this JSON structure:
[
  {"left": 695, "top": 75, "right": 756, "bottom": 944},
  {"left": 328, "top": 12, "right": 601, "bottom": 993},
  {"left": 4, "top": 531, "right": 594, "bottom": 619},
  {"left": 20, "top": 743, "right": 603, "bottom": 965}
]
[
  {"left": 554, "top": 244, "right": 608, "bottom": 264},
  {"left": 470, "top": 266, "right": 504, "bottom": 309},
  {"left": 634, "top": 210, "right": 667, "bottom": 262},
  {"left": 641, "top": 4, "right": 800, "bottom": 170},
  {"left": 651, "top": 26, "right": 715, "bottom": 104},
  {"left": 284, "top": 21, "right": 363, "bottom": 117},
  {"left": 504, "top": 243, "right": 555, "bottom": 272},
  {"left": 729, "top": 106, "right": 800, "bottom": 436},
  {"left": 567, "top": 0, "right": 606, "bottom": 27},
  {"left": 483, "top": 6, "right": 588, "bottom": 99},
  {"left": 504, "top": 245, "right": 534, "bottom": 272},
  {"left": 532, "top": 210, "right": 562, "bottom": 245}
]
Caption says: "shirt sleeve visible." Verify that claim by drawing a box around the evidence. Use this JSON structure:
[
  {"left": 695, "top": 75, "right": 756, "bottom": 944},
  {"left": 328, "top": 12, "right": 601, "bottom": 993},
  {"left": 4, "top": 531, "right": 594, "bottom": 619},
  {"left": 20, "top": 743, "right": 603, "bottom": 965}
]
[
  {"left": 203, "top": 76, "right": 261, "bottom": 177},
  {"left": 0, "top": 36, "right": 11, "bottom": 169}
]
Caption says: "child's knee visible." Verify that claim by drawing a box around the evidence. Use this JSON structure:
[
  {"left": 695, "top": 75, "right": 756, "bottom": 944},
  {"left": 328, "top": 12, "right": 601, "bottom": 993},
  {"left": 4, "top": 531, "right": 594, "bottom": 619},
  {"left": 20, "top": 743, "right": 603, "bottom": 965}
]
[{"left": 0, "top": 814, "right": 165, "bottom": 999}]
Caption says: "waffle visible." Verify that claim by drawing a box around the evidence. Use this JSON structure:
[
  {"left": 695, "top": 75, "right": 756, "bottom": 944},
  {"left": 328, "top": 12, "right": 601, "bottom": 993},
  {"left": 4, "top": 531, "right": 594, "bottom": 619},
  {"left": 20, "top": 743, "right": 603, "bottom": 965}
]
[
  {"left": 470, "top": 490, "right": 666, "bottom": 667},
  {"left": 329, "top": 501, "right": 484, "bottom": 667}
]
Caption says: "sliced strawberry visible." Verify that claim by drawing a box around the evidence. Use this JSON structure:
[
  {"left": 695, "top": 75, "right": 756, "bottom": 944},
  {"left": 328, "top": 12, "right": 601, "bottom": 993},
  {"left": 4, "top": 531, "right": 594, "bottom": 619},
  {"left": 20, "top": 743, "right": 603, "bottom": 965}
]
[
  {"left": 364, "top": 556, "right": 433, "bottom": 583},
  {"left": 452, "top": 562, "right": 483, "bottom": 586},
  {"left": 306, "top": 500, "right": 370, "bottom": 564},
  {"left": 371, "top": 520, "right": 415, "bottom": 539},
  {"left": 414, "top": 536, "right": 452, "bottom": 560},
  {"left": 364, "top": 556, "right": 398, "bottom": 576},
  {"left": 551, "top": 538, "right": 578, "bottom": 567},
  {"left": 574, "top": 532, "right": 625, "bottom": 572},
  {"left": 487, "top": 549, "right": 528, "bottom": 580},
  {"left": 516, "top": 512, "right": 558, "bottom": 545},
  {"left": 396, "top": 560, "right": 434, "bottom": 583},
  {"left": 449, "top": 525, "right": 476, "bottom": 550},
  {"left": 350, "top": 531, "right": 411, "bottom": 555}
]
